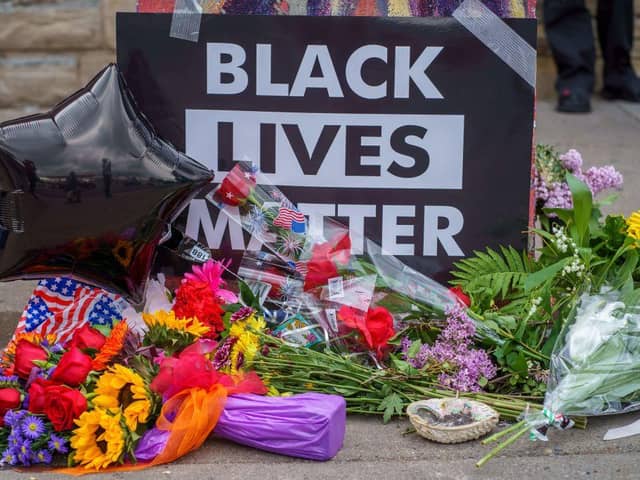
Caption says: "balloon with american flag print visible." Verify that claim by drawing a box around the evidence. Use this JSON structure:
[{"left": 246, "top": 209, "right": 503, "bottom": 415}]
[{"left": 14, "top": 277, "right": 126, "bottom": 345}]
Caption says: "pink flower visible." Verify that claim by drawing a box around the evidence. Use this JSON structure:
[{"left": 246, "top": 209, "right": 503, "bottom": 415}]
[{"left": 185, "top": 259, "right": 238, "bottom": 304}]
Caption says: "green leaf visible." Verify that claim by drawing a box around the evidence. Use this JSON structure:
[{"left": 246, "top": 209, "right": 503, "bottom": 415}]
[
  {"left": 378, "top": 393, "right": 404, "bottom": 423},
  {"left": 566, "top": 173, "right": 593, "bottom": 246},
  {"left": 610, "top": 249, "right": 638, "bottom": 289},
  {"left": 408, "top": 340, "right": 422, "bottom": 357},
  {"left": 377, "top": 293, "right": 412, "bottom": 314},
  {"left": 524, "top": 257, "right": 571, "bottom": 292},
  {"left": 506, "top": 351, "right": 528, "bottom": 376},
  {"left": 93, "top": 323, "right": 113, "bottom": 337},
  {"left": 541, "top": 208, "right": 573, "bottom": 224},
  {"left": 238, "top": 280, "right": 261, "bottom": 309}
]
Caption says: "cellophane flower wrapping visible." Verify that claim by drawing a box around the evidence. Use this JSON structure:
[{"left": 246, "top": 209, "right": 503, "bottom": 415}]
[
  {"left": 297, "top": 218, "right": 458, "bottom": 360},
  {"left": 528, "top": 286, "right": 640, "bottom": 438},
  {"left": 214, "top": 393, "right": 346, "bottom": 461},
  {"left": 208, "top": 163, "right": 458, "bottom": 361}
]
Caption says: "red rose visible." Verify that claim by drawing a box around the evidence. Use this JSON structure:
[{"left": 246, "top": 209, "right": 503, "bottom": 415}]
[
  {"left": 14, "top": 340, "right": 48, "bottom": 378},
  {"left": 50, "top": 347, "right": 92, "bottom": 386},
  {"left": 0, "top": 388, "right": 21, "bottom": 427},
  {"left": 338, "top": 305, "right": 395, "bottom": 356},
  {"left": 173, "top": 279, "right": 225, "bottom": 338},
  {"left": 213, "top": 165, "right": 255, "bottom": 206},
  {"left": 42, "top": 385, "right": 87, "bottom": 432},
  {"left": 67, "top": 324, "right": 106, "bottom": 353},
  {"left": 303, "top": 233, "right": 351, "bottom": 292},
  {"left": 27, "top": 377, "right": 56, "bottom": 414},
  {"left": 449, "top": 286, "right": 471, "bottom": 307}
]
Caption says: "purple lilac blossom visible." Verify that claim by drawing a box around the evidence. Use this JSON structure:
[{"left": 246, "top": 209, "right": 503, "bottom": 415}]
[
  {"left": 534, "top": 149, "right": 623, "bottom": 213},
  {"left": 400, "top": 305, "right": 496, "bottom": 392},
  {"left": 560, "top": 149, "right": 583, "bottom": 172}
]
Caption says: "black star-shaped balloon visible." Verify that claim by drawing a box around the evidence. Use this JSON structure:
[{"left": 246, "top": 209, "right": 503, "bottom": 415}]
[{"left": 0, "top": 64, "right": 213, "bottom": 304}]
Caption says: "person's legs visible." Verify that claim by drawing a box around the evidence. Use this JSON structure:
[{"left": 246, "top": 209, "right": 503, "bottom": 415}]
[
  {"left": 544, "top": 0, "right": 596, "bottom": 111},
  {"left": 597, "top": 0, "right": 640, "bottom": 101}
]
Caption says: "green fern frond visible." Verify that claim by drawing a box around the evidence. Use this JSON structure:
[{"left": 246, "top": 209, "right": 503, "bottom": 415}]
[{"left": 451, "top": 246, "right": 535, "bottom": 300}]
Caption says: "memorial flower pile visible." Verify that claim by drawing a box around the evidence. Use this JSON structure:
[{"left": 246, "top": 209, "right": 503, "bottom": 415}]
[{"left": 2, "top": 146, "right": 640, "bottom": 472}]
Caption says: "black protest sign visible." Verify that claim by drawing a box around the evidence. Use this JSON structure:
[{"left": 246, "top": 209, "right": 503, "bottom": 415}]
[{"left": 116, "top": 13, "right": 536, "bottom": 281}]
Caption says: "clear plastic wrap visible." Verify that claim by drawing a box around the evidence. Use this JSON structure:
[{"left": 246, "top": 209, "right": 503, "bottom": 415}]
[
  {"left": 207, "top": 162, "right": 459, "bottom": 361},
  {"left": 542, "top": 287, "right": 640, "bottom": 422},
  {"left": 479, "top": 286, "right": 640, "bottom": 465}
]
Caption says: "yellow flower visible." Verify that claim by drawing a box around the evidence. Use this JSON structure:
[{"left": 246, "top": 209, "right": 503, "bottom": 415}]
[
  {"left": 226, "top": 314, "right": 266, "bottom": 374},
  {"left": 71, "top": 409, "right": 125, "bottom": 470},
  {"left": 93, "top": 364, "right": 151, "bottom": 431},
  {"left": 627, "top": 211, "right": 640, "bottom": 241},
  {"left": 112, "top": 240, "right": 133, "bottom": 268},
  {"left": 142, "top": 310, "right": 209, "bottom": 338}
]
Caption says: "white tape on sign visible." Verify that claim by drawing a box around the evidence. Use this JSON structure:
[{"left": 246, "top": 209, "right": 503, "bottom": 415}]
[
  {"left": 453, "top": 0, "right": 536, "bottom": 88},
  {"left": 170, "top": 0, "right": 203, "bottom": 42}
]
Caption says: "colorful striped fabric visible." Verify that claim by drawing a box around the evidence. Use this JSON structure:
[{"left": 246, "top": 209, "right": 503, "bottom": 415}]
[{"left": 137, "top": 0, "right": 536, "bottom": 17}]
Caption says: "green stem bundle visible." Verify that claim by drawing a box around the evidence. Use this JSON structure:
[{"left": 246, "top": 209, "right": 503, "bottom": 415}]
[{"left": 255, "top": 335, "right": 586, "bottom": 428}]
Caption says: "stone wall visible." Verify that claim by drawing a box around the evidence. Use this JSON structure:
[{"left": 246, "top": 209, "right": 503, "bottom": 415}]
[
  {"left": 0, "top": 0, "right": 639, "bottom": 123},
  {"left": 0, "top": 0, "right": 136, "bottom": 122}
]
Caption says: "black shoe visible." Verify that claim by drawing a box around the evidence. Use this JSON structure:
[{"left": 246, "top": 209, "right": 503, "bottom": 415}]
[
  {"left": 602, "top": 77, "right": 640, "bottom": 102},
  {"left": 557, "top": 88, "right": 591, "bottom": 113}
]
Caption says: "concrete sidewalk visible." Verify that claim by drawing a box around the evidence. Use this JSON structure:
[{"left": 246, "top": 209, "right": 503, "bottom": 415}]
[{"left": 0, "top": 98, "right": 638, "bottom": 479}]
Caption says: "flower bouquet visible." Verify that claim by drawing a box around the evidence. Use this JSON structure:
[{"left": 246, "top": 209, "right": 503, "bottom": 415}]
[
  {"left": 0, "top": 259, "right": 349, "bottom": 472},
  {"left": 477, "top": 286, "right": 640, "bottom": 466}
]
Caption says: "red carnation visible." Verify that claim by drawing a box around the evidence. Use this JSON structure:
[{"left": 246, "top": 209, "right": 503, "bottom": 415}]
[{"left": 173, "top": 279, "right": 225, "bottom": 338}]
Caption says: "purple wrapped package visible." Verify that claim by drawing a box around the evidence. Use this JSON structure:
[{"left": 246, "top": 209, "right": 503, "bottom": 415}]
[{"left": 214, "top": 393, "right": 346, "bottom": 461}]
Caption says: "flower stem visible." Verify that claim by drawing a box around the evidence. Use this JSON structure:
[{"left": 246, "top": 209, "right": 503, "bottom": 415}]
[{"left": 476, "top": 425, "right": 530, "bottom": 468}]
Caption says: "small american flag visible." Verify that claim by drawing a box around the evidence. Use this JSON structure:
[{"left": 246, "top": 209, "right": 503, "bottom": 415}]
[
  {"left": 273, "top": 205, "right": 306, "bottom": 234},
  {"left": 294, "top": 261, "right": 309, "bottom": 277},
  {"left": 15, "top": 277, "right": 125, "bottom": 344}
]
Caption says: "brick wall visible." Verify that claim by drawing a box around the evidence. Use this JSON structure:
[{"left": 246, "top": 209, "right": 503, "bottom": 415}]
[{"left": 0, "top": 0, "right": 639, "bottom": 123}]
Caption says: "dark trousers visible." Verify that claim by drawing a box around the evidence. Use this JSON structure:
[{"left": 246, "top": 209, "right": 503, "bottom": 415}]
[{"left": 544, "top": 0, "right": 635, "bottom": 93}]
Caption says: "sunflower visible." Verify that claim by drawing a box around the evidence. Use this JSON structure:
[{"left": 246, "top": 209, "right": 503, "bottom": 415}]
[
  {"left": 70, "top": 408, "right": 125, "bottom": 470},
  {"left": 112, "top": 239, "right": 134, "bottom": 268},
  {"left": 142, "top": 310, "right": 209, "bottom": 337},
  {"left": 93, "top": 364, "right": 152, "bottom": 431},
  {"left": 627, "top": 210, "right": 640, "bottom": 241},
  {"left": 92, "top": 321, "right": 129, "bottom": 371}
]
